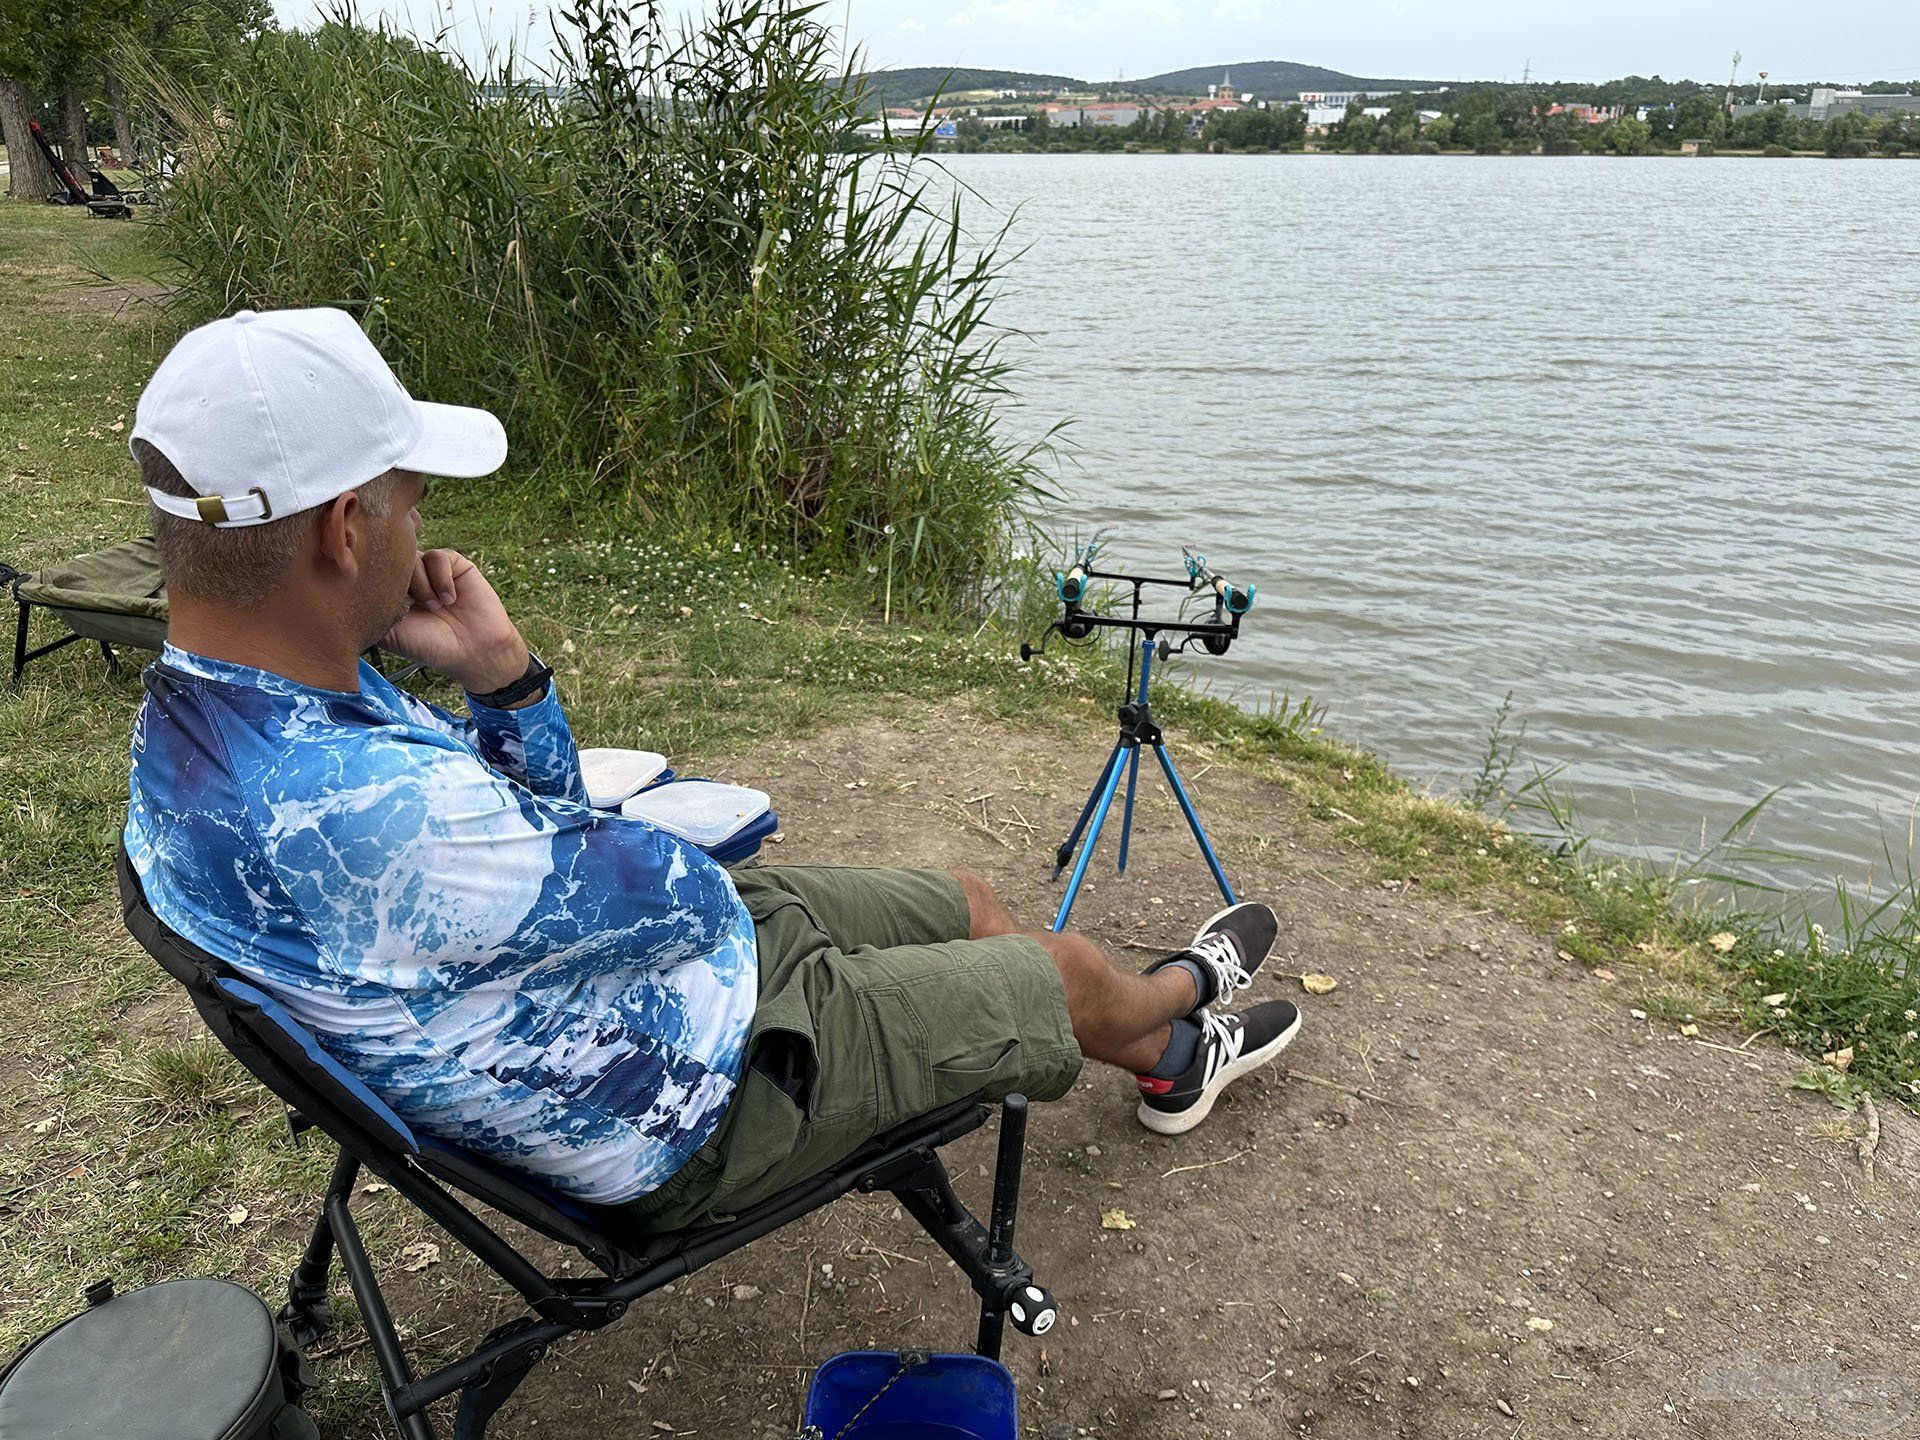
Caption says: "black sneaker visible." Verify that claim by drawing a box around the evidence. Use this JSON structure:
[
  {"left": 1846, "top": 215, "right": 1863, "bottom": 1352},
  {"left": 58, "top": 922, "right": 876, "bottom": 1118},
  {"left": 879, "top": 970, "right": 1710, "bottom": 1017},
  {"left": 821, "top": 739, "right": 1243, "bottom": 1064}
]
[
  {"left": 1136, "top": 1000, "right": 1301, "bottom": 1135},
  {"left": 1143, "top": 901, "right": 1279, "bottom": 1014}
]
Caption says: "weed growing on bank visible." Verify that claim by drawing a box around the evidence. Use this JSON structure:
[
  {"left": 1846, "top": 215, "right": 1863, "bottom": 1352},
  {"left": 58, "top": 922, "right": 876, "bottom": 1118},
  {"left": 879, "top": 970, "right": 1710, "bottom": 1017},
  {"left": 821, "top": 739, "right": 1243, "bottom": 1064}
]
[{"left": 1457, "top": 701, "right": 1920, "bottom": 1110}]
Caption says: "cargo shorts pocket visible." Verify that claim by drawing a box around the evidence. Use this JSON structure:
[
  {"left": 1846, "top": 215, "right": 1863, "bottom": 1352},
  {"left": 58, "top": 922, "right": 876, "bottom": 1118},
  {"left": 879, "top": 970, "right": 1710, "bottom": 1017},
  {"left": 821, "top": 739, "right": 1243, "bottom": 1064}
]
[
  {"left": 857, "top": 984, "right": 934, "bottom": 1127},
  {"left": 703, "top": 1067, "right": 810, "bottom": 1219}
]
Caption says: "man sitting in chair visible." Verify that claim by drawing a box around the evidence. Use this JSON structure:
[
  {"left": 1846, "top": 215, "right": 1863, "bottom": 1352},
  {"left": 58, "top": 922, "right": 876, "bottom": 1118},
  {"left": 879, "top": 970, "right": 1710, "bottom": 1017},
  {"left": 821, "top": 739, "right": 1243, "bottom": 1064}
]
[{"left": 123, "top": 308, "right": 1303, "bottom": 1228}]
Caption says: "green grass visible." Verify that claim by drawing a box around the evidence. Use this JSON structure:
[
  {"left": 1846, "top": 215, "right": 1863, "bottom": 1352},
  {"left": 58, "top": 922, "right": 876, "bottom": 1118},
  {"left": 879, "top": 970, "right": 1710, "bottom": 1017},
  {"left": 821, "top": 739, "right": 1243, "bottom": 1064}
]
[
  {"left": 2, "top": 198, "right": 1916, "bottom": 1369},
  {"left": 0, "top": 206, "right": 168, "bottom": 574}
]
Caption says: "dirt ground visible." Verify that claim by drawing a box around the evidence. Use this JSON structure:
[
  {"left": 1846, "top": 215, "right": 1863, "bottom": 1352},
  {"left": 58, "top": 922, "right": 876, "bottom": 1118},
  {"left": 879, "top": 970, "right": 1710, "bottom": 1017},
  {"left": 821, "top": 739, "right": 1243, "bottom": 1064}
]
[{"left": 362, "top": 704, "right": 1920, "bottom": 1440}]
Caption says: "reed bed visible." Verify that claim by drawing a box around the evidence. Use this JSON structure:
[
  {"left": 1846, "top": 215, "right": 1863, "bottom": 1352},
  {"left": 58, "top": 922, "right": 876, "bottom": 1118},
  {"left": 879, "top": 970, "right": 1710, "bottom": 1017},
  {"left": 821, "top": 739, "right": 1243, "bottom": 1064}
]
[{"left": 131, "top": 0, "right": 1050, "bottom": 605}]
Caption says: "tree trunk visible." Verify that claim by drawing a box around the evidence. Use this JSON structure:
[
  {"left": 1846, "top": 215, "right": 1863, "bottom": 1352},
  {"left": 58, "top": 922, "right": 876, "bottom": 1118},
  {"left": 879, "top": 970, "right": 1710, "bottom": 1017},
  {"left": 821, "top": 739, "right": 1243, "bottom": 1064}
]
[
  {"left": 106, "top": 68, "right": 135, "bottom": 162},
  {"left": 0, "top": 79, "right": 58, "bottom": 200},
  {"left": 58, "top": 83, "right": 89, "bottom": 181}
]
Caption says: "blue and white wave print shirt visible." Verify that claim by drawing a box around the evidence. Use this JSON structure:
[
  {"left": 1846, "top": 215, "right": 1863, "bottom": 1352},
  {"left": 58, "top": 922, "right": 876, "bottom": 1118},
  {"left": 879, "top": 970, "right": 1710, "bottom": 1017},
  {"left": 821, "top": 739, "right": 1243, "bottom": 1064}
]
[{"left": 124, "top": 644, "right": 758, "bottom": 1203}]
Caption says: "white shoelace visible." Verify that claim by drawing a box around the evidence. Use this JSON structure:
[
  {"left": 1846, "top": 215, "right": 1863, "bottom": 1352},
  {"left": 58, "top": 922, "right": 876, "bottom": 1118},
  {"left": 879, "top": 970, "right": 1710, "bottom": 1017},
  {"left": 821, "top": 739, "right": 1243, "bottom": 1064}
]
[{"left": 1188, "top": 932, "right": 1252, "bottom": 1002}]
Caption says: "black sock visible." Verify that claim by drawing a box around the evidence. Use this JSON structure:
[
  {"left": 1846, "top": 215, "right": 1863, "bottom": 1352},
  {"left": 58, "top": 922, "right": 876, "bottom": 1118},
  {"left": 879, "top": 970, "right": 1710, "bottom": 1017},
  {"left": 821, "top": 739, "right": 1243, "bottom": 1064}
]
[{"left": 1143, "top": 1016, "right": 1202, "bottom": 1078}]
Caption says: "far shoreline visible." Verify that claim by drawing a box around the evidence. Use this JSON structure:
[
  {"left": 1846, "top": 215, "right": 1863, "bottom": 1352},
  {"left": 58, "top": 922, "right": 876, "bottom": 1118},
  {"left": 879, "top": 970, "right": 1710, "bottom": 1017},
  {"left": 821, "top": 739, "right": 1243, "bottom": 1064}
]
[{"left": 877, "top": 145, "right": 1918, "bottom": 160}]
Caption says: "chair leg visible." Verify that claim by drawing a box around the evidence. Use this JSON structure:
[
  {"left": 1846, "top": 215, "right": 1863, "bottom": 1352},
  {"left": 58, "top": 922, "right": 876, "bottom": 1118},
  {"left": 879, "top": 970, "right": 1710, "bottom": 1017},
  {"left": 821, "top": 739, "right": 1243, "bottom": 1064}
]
[
  {"left": 99, "top": 640, "right": 120, "bottom": 677},
  {"left": 283, "top": 1150, "right": 355, "bottom": 1347},
  {"left": 328, "top": 1185, "right": 437, "bottom": 1440},
  {"left": 890, "top": 1098, "right": 1056, "bottom": 1360},
  {"left": 977, "top": 1095, "right": 1028, "bottom": 1358},
  {"left": 10, "top": 602, "right": 87, "bottom": 687},
  {"left": 11, "top": 602, "right": 27, "bottom": 689},
  {"left": 451, "top": 1319, "right": 548, "bottom": 1440}
]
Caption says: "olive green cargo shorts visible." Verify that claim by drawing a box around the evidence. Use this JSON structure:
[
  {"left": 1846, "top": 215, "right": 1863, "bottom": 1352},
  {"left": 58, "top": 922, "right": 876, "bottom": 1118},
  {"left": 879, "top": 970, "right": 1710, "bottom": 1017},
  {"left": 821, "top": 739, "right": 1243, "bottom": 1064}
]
[{"left": 612, "top": 865, "right": 1083, "bottom": 1233}]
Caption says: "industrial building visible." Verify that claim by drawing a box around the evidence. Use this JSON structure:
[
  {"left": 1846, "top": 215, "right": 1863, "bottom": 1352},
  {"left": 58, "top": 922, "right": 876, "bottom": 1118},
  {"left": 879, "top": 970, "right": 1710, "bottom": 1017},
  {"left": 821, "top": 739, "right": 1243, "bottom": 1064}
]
[{"left": 1731, "top": 88, "right": 1920, "bottom": 122}]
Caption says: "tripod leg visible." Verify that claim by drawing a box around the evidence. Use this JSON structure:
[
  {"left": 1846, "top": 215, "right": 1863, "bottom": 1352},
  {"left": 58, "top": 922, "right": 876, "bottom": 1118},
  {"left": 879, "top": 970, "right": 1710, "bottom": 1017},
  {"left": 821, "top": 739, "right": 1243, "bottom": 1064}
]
[
  {"left": 1152, "top": 744, "right": 1235, "bottom": 905},
  {"left": 1116, "top": 745, "right": 1143, "bottom": 876},
  {"left": 1052, "top": 742, "right": 1124, "bottom": 879},
  {"left": 1052, "top": 748, "right": 1129, "bottom": 932}
]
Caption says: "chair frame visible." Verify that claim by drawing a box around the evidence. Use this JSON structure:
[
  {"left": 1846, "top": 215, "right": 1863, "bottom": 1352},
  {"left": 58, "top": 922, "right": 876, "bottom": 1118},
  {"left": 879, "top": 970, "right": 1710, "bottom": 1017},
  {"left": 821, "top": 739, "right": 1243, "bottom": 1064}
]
[
  {"left": 3, "top": 562, "right": 127, "bottom": 687},
  {"left": 116, "top": 847, "right": 1055, "bottom": 1440}
]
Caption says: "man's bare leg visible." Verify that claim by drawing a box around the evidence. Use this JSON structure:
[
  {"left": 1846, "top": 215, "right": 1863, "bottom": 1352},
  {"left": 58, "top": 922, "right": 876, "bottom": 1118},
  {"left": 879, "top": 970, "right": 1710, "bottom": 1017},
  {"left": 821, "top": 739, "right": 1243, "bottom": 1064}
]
[
  {"left": 954, "top": 870, "right": 1020, "bottom": 939},
  {"left": 1032, "top": 929, "right": 1197, "bottom": 1072},
  {"left": 951, "top": 869, "right": 1193, "bottom": 1072},
  {"left": 948, "top": 868, "right": 1301, "bottom": 1133}
]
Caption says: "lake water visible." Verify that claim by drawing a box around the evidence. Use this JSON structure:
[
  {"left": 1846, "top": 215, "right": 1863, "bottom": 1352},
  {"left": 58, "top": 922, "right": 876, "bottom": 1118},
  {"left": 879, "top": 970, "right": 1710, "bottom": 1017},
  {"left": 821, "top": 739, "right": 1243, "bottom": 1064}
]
[{"left": 937, "top": 153, "right": 1920, "bottom": 900}]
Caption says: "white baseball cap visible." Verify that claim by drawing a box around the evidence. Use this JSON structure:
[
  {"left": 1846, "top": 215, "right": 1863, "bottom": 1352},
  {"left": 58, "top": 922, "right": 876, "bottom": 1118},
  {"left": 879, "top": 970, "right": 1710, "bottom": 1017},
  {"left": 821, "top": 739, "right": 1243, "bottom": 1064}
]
[{"left": 131, "top": 306, "right": 508, "bottom": 527}]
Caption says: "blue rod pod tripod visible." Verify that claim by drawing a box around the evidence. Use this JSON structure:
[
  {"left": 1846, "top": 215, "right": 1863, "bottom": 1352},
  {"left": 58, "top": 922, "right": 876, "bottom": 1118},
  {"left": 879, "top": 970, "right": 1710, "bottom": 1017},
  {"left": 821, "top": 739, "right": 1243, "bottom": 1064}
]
[{"left": 1022, "top": 542, "right": 1257, "bottom": 933}]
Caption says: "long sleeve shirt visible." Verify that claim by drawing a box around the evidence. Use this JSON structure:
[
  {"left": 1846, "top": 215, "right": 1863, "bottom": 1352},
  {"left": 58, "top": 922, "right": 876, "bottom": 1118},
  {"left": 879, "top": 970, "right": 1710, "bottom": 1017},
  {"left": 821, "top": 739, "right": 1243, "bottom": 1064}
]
[{"left": 124, "top": 644, "right": 757, "bottom": 1203}]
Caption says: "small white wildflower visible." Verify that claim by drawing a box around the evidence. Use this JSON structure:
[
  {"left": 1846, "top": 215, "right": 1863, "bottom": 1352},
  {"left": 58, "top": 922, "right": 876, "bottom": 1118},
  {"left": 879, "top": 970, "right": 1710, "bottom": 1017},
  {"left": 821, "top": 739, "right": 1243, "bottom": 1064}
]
[{"left": 883, "top": 524, "right": 895, "bottom": 535}]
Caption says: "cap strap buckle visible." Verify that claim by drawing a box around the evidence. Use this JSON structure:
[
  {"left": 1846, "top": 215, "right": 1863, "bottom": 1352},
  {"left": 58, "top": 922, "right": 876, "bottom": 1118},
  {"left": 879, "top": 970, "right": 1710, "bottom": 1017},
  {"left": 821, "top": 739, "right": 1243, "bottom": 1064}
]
[{"left": 191, "top": 487, "right": 274, "bottom": 525}]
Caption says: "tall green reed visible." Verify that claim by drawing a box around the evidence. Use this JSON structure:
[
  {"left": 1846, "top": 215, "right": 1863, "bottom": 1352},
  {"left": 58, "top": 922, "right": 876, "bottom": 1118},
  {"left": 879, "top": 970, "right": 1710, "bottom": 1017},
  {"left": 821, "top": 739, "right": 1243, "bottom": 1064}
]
[{"left": 129, "top": 1, "right": 1052, "bottom": 605}]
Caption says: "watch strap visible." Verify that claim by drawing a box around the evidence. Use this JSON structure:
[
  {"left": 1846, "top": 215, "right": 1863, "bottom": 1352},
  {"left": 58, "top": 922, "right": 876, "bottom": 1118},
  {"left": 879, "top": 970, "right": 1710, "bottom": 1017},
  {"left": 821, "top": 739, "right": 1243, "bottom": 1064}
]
[{"left": 467, "top": 652, "right": 552, "bottom": 709}]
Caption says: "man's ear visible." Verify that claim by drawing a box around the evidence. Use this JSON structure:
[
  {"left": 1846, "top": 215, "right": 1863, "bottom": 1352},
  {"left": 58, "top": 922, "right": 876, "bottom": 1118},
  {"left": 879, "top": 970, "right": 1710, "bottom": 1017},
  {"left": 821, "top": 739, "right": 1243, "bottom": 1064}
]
[{"left": 308, "top": 490, "right": 365, "bottom": 578}]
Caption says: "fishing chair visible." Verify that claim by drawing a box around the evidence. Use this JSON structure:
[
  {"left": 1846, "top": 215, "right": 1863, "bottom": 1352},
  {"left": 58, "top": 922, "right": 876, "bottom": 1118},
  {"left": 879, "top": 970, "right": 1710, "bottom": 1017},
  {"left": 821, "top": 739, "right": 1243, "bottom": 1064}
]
[{"left": 116, "top": 847, "right": 1057, "bottom": 1440}]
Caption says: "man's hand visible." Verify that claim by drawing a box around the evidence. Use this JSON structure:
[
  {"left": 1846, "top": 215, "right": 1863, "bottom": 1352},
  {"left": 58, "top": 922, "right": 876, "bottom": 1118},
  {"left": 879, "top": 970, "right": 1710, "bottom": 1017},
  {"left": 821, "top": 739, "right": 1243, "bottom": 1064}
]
[{"left": 382, "top": 549, "right": 532, "bottom": 698}]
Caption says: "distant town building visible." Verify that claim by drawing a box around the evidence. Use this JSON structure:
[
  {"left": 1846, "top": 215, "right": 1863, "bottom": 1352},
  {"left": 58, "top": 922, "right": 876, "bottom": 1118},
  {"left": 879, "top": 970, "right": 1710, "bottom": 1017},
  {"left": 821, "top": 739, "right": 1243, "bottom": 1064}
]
[
  {"left": 1189, "top": 83, "right": 1246, "bottom": 117},
  {"left": 1299, "top": 89, "right": 1407, "bottom": 108},
  {"left": 1731, "top": 88, "right": 1920, "bottom": 122},
  {"left": 1042, "top": 102, "right": 1156, "bottom": 128},
  {"left": 1544, "top": 102, "right": 1626, "bottom": 125},
  {"left": 1201, "top": 72, "right": 1255, "bottom": 105},
  {"left": 1081, "top": 103, "right": 1154, "bottom": 127}
]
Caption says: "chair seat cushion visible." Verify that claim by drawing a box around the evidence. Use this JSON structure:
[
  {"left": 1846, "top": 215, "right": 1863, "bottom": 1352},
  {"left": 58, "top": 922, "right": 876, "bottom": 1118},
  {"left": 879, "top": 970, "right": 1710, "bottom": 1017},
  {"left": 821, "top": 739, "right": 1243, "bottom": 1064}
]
[{"left": 213, "top": 977, "right": 418, "bottom": 1153}]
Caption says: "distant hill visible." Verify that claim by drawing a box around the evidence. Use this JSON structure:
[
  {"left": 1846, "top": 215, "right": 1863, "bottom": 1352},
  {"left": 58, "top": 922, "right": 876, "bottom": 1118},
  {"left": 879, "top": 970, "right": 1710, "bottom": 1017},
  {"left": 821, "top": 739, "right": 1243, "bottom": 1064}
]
[
  {"left": 1121, "top": 59, "right": 1444, "bottom": 98},
  {"left": 849, "top": 60, "right": 1453, "bottom": 108},
  {"left": 852, "top": 67, "right": 1086, "bottom": 108}
]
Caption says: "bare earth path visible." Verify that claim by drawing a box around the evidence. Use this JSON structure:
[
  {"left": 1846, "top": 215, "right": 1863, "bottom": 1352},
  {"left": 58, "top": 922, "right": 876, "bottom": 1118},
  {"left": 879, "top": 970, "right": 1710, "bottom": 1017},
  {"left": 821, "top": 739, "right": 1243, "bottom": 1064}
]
[{"left": 360, "top": 703, "right": 1920, "bottom": 1440}]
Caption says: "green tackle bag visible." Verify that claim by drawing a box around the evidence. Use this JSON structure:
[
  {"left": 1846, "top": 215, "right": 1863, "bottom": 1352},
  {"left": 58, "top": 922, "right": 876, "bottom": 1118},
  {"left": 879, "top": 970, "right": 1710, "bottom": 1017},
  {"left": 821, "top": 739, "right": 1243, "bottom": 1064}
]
[{"left": 0, "top": 1278, "right": 321, "bottom": 1440}]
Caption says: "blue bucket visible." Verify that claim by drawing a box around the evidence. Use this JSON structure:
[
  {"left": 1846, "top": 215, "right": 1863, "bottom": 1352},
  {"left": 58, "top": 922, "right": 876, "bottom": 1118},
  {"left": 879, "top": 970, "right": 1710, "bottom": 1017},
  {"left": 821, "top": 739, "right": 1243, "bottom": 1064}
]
[{"left": 802, "top": 1351, "right": 1017, "bottom": 1440}]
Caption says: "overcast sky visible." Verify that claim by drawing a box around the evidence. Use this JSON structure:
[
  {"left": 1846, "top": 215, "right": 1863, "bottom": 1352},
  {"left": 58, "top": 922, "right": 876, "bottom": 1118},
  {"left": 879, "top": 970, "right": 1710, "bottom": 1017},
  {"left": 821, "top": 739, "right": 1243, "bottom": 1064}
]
[{"left": 275, "top": 0, "right": 1920, "bottom": 86}]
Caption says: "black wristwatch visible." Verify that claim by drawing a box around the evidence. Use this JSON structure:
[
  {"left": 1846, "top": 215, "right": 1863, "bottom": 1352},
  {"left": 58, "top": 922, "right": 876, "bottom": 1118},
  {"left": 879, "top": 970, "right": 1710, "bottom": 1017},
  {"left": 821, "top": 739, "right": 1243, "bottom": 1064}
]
[{"left": 467, "top": 651, "right": 553, "bottom": 709}]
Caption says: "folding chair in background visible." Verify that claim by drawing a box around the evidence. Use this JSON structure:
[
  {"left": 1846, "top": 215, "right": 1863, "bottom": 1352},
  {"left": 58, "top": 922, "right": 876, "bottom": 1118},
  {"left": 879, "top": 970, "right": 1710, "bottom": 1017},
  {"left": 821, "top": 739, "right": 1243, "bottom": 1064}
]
[
  {"left": 3, "top": 537, "right": 167, "bottom": 686},
  {"left": 5, "top": 537, "right": 429, "bottom": 690},
  {"left": 116, "top": 847, "right": 1059, "bottom": 1440}
]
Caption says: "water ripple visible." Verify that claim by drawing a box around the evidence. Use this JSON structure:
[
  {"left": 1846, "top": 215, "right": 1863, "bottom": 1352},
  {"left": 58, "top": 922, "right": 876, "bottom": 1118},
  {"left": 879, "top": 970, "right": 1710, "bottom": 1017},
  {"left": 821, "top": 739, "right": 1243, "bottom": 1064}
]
[{"left": 942, "top": 153, "right": 1920, "bottom": 901}]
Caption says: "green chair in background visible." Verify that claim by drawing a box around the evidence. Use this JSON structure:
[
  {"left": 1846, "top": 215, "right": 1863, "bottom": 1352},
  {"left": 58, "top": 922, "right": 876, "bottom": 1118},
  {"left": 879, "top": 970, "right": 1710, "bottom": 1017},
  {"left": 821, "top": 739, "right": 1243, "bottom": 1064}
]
[{"left": 4, "top": 536, "right": 168, "bottom": 687}]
